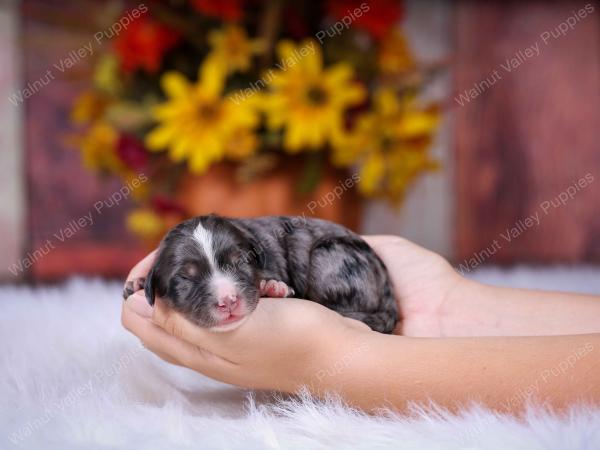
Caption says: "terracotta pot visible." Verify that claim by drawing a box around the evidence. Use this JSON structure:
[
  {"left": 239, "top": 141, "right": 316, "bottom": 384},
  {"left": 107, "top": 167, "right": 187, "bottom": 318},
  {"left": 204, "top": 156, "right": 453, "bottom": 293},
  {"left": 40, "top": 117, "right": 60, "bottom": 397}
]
[{"left": 175, "top": 157, "right": 362, "bottom": 231}]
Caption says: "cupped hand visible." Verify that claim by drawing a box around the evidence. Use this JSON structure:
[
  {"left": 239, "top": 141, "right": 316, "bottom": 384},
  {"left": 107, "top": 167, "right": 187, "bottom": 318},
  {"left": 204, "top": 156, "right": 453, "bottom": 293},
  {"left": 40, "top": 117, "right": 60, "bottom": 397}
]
[
  {"left": 362, "top": 235, "right": 467, "bottom": 337},
  {"left": 122, "top": 292, "right": 369, "bottom": 392},
  {"left": 121, "top": 249, "right": 370, "bottom": 392}
]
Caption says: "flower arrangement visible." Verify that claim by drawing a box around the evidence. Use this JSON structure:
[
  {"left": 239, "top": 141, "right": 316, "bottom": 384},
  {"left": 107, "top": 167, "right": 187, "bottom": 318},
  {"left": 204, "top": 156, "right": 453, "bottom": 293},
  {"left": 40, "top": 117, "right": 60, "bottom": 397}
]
[{"left": 70, "top": 0, "right": 441, "bottom": 241}]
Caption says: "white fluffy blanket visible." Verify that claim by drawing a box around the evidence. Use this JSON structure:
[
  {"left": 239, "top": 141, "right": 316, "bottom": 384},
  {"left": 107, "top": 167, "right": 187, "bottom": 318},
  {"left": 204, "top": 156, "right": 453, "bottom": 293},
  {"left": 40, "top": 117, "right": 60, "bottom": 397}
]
[{"left": 1, "top": 270, "right": 599, "bottom": 450}]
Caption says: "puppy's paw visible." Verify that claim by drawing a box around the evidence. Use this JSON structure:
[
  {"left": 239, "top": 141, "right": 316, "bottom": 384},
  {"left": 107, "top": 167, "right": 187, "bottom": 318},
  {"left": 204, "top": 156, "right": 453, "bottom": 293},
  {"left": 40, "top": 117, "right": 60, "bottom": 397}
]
[
  {"left": 123, "top": 277, "right": 146, "bottom": 300},
  {"left": 259, "top": 279, "right": 295, "bottom": 298}
]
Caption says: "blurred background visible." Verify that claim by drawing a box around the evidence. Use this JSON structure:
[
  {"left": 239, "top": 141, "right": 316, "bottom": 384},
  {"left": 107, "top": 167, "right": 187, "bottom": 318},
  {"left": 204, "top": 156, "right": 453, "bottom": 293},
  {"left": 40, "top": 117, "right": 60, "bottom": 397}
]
[{"left": 0, "top": 0, "right": 599, "bottom": 283}]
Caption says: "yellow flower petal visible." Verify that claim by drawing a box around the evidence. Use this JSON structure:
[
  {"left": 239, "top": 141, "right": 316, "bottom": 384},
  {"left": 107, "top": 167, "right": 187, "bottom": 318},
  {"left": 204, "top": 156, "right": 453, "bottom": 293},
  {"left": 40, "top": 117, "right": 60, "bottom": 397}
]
[
  {"left": 301, "top": 40, "right": 322, "bottom": 75},
  {"left": 276, "top": 40, "right": 296, "bottom": 64},
  {"left": 161, "top": 72, "right": 191, "bottom": 99},
  {"left": 396, "top": 111, "right": 440, "bottom": 138},
  {"left": 199, "top": 58, "right": 226, "bottom": 98},
  {"left": 359, "top": 152, "right": 385, "bottom": 195},
  {"left": 283, "top": 122, "right": 306, "bottom": 152},
  {"left": 146, "top": 125, "right": 177, "bottom": 150},
  {"left": 325, "top": 64, "right": 352, "bottom": 85}
]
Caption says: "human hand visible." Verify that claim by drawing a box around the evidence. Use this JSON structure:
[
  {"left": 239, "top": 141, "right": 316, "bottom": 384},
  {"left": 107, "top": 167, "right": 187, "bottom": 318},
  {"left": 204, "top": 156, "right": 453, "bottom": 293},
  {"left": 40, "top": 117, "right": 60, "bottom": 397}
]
[
  {"left": 121, "top": 250, "right": 371, "bottom": 391},
  {"left": 362, "top": 235, "right": 468, "bottom": 337},
  {"left": 122, "top": 295, "right": 370, "bottom": 393}
]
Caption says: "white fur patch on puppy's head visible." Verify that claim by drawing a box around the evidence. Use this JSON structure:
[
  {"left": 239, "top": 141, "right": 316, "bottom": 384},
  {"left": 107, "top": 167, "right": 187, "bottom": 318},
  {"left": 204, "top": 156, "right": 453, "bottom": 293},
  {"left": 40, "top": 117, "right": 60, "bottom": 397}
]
[{"left": 193, "top": 222, "right": 217, "bottom": 269}]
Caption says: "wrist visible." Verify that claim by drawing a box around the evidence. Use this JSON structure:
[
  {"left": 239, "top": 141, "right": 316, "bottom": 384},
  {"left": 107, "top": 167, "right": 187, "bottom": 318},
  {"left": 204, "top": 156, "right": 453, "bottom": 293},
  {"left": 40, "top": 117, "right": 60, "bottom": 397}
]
[
  {"left": 439, "top": 276, "right": 498, "bottom": 337},
  {"left": 302, "top": 326, "right": 375, "bottom": 396}
]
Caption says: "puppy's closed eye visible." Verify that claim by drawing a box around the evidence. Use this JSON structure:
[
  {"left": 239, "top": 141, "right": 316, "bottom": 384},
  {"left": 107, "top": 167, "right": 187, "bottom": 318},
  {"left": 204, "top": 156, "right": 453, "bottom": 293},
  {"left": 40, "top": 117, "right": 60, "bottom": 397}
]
[{"left": 182, "top": 262, "right": 200, "bottom": 277}]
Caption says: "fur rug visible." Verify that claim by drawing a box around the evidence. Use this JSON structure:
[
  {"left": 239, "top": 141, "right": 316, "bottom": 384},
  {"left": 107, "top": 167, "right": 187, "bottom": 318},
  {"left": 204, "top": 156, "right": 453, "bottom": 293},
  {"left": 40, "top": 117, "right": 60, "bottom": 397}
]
[{"left": 1, "top": 270, "right": 599, "bottom": 449}]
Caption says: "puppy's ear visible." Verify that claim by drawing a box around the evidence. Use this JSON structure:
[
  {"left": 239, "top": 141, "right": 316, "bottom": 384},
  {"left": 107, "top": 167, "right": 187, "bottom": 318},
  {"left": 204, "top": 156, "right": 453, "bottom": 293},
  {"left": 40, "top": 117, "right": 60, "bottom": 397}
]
[
  {"left": 230, "top": 222, "right": 266, "bottom": 269},
  {"left": 144, "top": 265, "right": 157, "bottom": 306}
]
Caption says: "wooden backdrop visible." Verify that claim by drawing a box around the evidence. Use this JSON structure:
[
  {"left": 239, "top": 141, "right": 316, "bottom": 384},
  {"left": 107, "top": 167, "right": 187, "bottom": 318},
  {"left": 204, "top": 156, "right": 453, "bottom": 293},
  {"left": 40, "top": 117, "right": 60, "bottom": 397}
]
[
  {"left": 454, "top": 0, "right": 600, "bottom": 264},
  {"left": 23, "top": 0, "right": 146, "bottom": 280}
]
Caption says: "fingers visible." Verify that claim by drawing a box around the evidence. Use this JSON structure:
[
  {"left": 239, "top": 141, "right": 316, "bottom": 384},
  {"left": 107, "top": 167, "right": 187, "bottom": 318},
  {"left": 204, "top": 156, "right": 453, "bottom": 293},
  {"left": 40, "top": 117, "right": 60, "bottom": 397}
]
[
  {"left": 126, "top": 292, "right": 153, "bottom": 318},
  {"left": 362, "top": 234, "right": 413, "bottom": 253},
  {"left": 343, "top": 317, "right": 372, "bottom": 332},
  {"left": 123, "top": 250, "right": 158, "bottom": 298},
  {"left": 122, "top": 293, "right": 234, "bottom": 377},
  {"left": 152, "top": 298, "right": 239, "bottom": 356},
  {"left": 123, "top": 277, "right": 148, "bottom": 301}
]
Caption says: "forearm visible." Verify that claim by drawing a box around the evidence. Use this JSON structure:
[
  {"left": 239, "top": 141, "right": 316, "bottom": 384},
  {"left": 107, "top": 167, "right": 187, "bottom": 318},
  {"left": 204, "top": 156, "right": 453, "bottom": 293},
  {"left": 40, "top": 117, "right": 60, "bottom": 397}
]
[
  {"left": 311, "top": 330, "right": 600, "bottom": 413},
  {"left": 445, "top": 279, "right": 600, "bottom": 336}
]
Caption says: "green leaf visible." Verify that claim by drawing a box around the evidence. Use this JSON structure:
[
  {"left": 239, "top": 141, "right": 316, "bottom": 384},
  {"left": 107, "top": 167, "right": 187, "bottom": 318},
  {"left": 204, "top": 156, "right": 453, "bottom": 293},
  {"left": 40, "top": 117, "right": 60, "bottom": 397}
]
[{"left": 296, "top": 152, "right": 324, "bottom": 194}]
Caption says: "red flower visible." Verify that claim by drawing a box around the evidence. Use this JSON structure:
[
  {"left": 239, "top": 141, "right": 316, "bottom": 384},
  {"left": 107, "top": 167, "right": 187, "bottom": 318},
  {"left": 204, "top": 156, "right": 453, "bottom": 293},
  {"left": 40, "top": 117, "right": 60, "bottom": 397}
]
[
  {"left": 114, "top": 14, "right": 180, "bottom": 74},
  {"left": 283, "top": 4, "right": 310, "bottom": 39},
  {"left": 190, "top": 0, "right": 244, "bottom": 21},
  {"left": 151, "top": 195, "right": 186, "bottom": 215},
  {"left": 326, "top": 0, "right": 403, "bottom": 40},
  {"left": 117, "top": 134, "right": 149, "bottom": 170}
]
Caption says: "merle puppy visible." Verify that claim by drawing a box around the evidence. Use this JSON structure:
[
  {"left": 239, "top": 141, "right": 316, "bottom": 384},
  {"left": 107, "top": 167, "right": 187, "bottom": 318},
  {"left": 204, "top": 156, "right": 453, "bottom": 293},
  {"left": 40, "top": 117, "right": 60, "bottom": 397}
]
[{"left": 125, "top": 215, "right": 398, "bottom": 333}]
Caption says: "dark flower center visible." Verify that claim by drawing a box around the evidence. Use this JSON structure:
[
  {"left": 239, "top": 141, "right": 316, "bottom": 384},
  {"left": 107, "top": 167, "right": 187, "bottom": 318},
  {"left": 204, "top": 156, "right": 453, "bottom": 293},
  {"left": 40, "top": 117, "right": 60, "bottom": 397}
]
[
  {"left": 380, "top": 135, "right": 395, "bottom": 152},
  {"left": 306, "top": 86, "right": 329, "bottom": 105},
  {"left": 198, "top": 103, "right": 221, "bottom": 121}
]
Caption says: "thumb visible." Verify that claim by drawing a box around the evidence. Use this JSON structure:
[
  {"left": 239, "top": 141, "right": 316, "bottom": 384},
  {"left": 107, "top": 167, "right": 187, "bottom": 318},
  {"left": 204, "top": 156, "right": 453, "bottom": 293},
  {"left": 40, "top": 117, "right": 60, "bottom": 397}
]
[
  {"left": 151, "top": 298, "right": 237, "bottom": 356},
  {"left": 125, "top": 291, "right": 153, "bottom": 318}
]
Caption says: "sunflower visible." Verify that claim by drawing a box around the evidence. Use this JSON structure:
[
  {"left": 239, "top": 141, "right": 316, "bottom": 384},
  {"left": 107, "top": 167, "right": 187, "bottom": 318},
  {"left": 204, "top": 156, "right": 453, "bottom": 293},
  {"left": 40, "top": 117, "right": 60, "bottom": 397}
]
[
  {"left": 223, "top": 128, "right": 259, "bottom": 160},
  {"left": 262, "top": 39, "right": 366, "bottom": 152},
  {"left": 333, "top": 88, "right": 439, "bottom": 201},
  {"left": 145, "top": 59, "right": 260, "bottom": 173},
  {"left": 207, "top": 25, "right": 264, "bottom": 74}
]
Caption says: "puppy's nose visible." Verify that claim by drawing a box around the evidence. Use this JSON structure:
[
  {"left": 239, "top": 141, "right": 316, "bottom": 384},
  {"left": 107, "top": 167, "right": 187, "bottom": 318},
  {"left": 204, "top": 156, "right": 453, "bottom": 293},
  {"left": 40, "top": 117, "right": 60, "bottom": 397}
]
[{"left": 217, "top": 294, "right": 240, "bottom": 312}]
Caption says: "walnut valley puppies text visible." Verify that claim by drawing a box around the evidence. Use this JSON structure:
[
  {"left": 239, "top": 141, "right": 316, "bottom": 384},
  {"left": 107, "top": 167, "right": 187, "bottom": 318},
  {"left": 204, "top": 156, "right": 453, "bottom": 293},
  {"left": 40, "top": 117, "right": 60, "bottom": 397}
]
[
  {"left": 458, "top": 173, "right": 594, "bottom": 274},
  {"left": 307, "top": 173, "right": 361, "bottom": 214},
  {"left": 315, "top": 2, "right": 370, "bottom": 43},
  {"left": 7, "top": 4, "right": 148, "bottom": 106},
  {"left": 455, "top": 3, "right": 595, "bottom": 106},
  {"left": 229, "top": 3, "right": 369, "bottom": 106},
  {"left": 501, "top": 342, "right": 594, "bottom": 410},
  {"left": 8, "top": 345, "right": 144, "bottom": 445},
  {"left": 7, "top": 173, "right": 148, "bottom": 276},
  {"left": 229, "top": 40, "right": 316, "bottom": 105}
]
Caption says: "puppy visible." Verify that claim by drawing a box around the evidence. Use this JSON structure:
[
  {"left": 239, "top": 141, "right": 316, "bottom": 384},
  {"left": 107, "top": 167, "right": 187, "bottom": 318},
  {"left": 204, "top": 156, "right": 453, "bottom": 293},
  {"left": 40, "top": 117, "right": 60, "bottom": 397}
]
[{"left": 125, "top": 215, "right": 398, "bottom": 333}]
